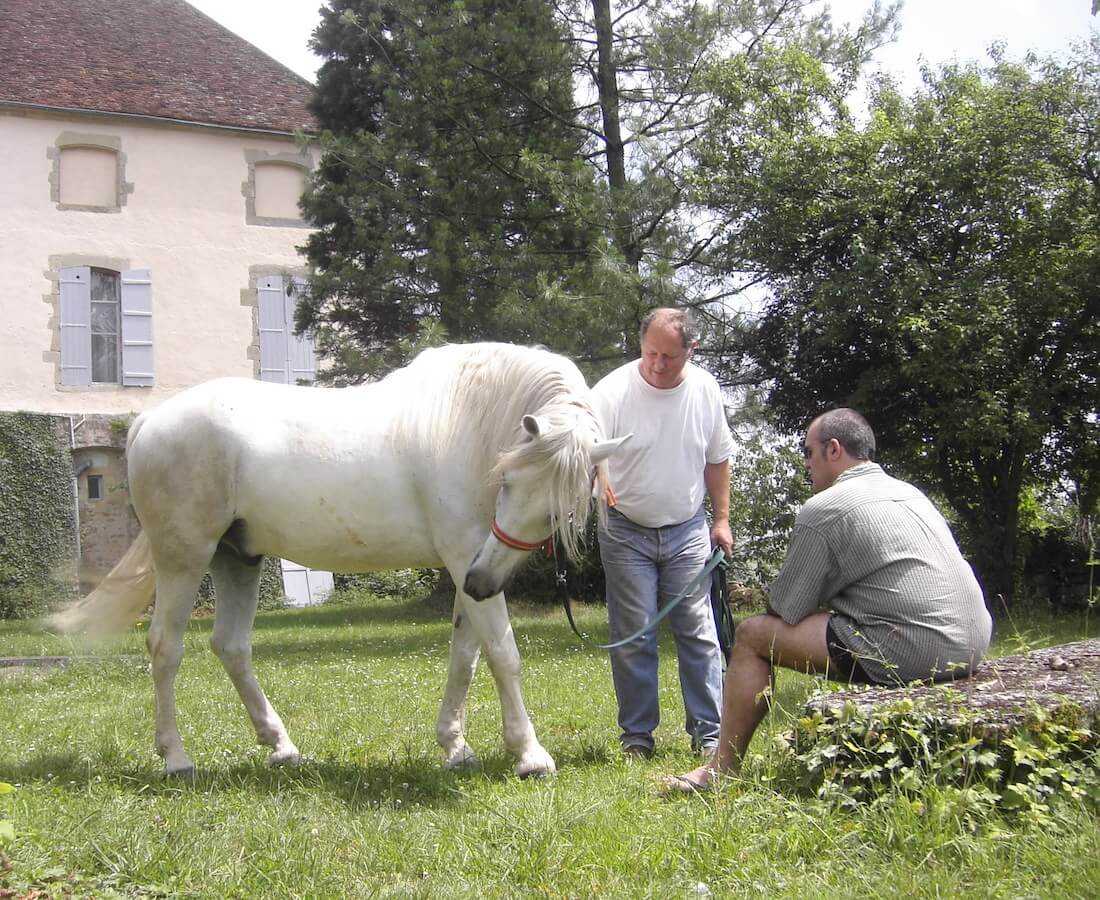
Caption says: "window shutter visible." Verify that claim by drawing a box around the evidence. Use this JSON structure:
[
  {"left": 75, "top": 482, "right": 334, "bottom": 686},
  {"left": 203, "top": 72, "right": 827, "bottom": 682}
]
[
  {"left": 59, "top": 266, "right": 92, "bottom": 386},
  {"left": 286, "top": 277, "right": 316, "bottom": 384},
  {"left": 120, "top": 269, "right": 154, "bottom": 386},
  {"left": 258, "top": 274, "right": 288, "bottom": 382}
]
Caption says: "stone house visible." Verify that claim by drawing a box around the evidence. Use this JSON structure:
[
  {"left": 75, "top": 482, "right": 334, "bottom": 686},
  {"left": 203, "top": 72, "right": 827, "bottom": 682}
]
[{"left": 0, "top": 0, "right": 332, "bottom": 603}]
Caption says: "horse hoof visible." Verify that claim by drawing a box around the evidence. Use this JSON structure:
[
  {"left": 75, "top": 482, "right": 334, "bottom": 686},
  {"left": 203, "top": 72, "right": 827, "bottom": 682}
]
[
  {"left": 268, "top": 748, "right": 301, "bottom": 768},
  {"left": 515, "top": 751, "right": 557, "bottom": 779},
  {"left": 443, "top": 747, "right": 481, "bottom": 771},
  {"left": 164, "top": 765, "right": 195, "bottom": 781}
]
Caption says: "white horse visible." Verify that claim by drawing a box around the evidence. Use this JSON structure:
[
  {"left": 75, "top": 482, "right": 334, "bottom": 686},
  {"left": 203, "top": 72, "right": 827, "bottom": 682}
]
[{"left": 49, "top": 342, "right": 627, "bottom": 778}]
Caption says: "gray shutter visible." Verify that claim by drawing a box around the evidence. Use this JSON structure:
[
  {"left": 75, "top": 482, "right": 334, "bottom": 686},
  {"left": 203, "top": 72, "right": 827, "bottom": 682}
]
[
  {"left": 59, "top": 266, "right": 92, "bottom": 386},
  {"left": 258, "top": 274, "right": 288, "bottom": 383},
  {"left": 120, "top": 269, "right": 154, "bottom": 386},
  {"left": 286, "top": 277, "right": 316, "bottom": 383}
]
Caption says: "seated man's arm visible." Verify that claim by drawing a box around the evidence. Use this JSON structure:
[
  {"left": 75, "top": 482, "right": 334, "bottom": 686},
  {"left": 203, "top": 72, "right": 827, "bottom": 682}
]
[{"left": 767, "top": 525, "right": 834, "bottom": 625}]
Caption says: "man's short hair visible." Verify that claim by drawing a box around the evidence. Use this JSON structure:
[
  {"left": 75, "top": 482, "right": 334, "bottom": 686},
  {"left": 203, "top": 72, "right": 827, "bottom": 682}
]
[
  {"left": 639, "top": 308, "right": 697, "bottom": 349},
  {"left": 816, "top": 408, "right": 876, "bottom": 460}
]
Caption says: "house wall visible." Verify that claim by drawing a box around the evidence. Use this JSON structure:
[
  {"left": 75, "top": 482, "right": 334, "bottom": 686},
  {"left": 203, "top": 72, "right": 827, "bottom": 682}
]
[
  {"left": 68, "top": 414, "right": 140, "bottom": 592},
  {"left": 0, "top": 107, "right": 319, "bottom": 598},
  {"left": 0, "top": 107, "right": 316, "bottom": 416}
]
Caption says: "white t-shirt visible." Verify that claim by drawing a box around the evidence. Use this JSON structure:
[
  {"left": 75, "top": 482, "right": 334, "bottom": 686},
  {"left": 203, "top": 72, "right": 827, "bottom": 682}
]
[{"left": 590, "top": 360, "right": 734, "bottom": 528}]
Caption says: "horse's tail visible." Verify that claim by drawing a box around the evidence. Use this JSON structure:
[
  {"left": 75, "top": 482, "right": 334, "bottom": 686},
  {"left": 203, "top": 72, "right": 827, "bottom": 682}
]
[{"left": 46, "top": 531, "right": 156, "bottom": 637}]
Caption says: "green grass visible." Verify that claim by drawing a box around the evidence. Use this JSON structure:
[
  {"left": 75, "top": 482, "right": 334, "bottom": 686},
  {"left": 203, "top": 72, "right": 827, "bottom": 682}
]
[{"left": 1, "top": 595, "right": 1098, "bottom": 899}]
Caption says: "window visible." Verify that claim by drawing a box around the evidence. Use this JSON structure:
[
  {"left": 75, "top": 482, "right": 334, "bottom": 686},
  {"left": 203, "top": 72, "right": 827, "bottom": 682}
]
[
  {"left": 59, "top": 266, "right": 153, "bottom": 387},
  {"left": 257, "top": 274, "right": 316, "bottom": 384},
  {"left": 90, "top": 269, "right": 120, "bottom": 383},
  {"left": 87, "top": 474, "right": 103, "bottom": 500}
]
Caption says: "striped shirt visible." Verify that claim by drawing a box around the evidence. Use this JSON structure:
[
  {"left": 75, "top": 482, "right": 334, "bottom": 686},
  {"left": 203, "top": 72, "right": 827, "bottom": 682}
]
[{"left": 768, "top": 462, "right": 992, "bottom": 684}]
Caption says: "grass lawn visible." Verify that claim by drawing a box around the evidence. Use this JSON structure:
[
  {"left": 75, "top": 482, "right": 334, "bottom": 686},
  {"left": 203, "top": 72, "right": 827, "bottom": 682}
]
[{"left": 1, "top": 592, "right": 1098, "bottom": 899}]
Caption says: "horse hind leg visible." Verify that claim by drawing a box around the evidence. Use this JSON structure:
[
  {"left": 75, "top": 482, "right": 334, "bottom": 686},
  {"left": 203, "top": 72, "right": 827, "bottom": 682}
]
[
  {"left": 437, "top": 599, "right": 483, "bottom": 771},
  {"left": 208, "top": 549, "right": 300, "bottom": 768},
  {"left": 147, "top": 566, "right": 208, "bottom": 777}
]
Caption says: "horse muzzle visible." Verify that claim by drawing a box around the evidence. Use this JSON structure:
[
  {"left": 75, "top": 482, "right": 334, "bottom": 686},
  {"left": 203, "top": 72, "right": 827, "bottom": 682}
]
[
  {"left": 463, "top": 567, "right": 502, "bottom": 601},
  {"left": 463, "top": 540, "right": 525, "bottom": 601}
]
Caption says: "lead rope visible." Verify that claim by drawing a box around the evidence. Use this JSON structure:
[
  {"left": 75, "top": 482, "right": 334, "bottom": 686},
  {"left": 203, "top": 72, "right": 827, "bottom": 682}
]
[{"left": 555, "top": 542, "right": 728, "bottom": 651}]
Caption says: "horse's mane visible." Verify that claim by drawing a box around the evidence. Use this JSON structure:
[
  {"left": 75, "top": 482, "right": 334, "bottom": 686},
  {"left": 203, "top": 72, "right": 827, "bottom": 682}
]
[{"left": 394, "top": 343, "right": 607, "bottom": 561}]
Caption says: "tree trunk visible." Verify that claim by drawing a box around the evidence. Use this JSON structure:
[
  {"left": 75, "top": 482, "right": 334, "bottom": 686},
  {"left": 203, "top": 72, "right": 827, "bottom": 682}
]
[{"left": 591, "top": 0, "right": 640, "bottom": 270}]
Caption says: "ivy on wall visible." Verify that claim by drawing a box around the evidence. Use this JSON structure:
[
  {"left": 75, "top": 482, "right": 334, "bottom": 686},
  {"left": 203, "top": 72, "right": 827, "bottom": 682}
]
[{"left": 0, "top": 412, "right": 78, "bottom": 619}]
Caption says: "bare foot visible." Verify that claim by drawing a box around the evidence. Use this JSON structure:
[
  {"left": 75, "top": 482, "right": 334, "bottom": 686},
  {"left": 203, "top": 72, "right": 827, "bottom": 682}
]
[{"left": 661, "top": 765, "right": 716, "bottom": 794}]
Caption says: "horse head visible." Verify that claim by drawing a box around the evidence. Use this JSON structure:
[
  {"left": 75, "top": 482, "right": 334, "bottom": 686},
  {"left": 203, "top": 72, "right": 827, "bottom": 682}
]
[{"left": 463, "top": 411, "right": 628, "bottom": 601}]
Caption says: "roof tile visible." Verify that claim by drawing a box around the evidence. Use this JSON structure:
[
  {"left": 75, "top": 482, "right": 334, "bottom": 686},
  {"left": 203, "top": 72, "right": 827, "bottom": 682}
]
[{"left": 0, "top": 0, "right": 316, "bottom": 133}]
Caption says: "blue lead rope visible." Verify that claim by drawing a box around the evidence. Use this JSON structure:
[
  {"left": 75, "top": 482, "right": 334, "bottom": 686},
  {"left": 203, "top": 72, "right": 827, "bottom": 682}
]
[{"left": 560, "top": 545, "right": 728, "bottom": 650}]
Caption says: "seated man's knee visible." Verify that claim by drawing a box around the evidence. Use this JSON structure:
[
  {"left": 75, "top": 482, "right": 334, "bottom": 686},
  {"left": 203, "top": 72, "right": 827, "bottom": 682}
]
[{"left": 734, "top": 613, "right": 783, "bottom": 653}]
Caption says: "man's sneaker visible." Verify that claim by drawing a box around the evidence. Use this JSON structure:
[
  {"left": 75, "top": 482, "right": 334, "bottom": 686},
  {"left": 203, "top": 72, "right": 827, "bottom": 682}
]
[{"left": 622, "top": 743, "right": 654, "bottom": 760}]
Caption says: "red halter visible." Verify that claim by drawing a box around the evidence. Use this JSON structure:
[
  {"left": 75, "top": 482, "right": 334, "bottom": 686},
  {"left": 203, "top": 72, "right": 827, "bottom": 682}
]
[{"left": 491, "top": 517, "right": 551, "bottom": 553}]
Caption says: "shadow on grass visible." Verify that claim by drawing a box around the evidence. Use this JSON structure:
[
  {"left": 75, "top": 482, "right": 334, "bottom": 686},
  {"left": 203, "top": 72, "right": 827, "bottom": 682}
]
[
  {"left": 250, "top": 598, "right": 449, "bottom": 631},
  {"left": 0, "top": 748, "right": 535, "bottom": 812},
  {"left": 206, "top": 598, "right": 612, "bottom": 664}
]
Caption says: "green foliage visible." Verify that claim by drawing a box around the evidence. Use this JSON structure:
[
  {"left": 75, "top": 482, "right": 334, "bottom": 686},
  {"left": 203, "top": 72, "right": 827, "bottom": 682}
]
[
  {"left": 0, "top": 413, "right": 77, "bottom": 619},
  {"left": 300, "top": 0, "right": 901, "bottom": 382},
  {"left": 332, "top": 568, "right": 439, "bottom": 601},
  {"left": 511, "top": 515, "right": 606, "bottom": 603},
  {"left": 1021, "top": 494, "right": 1097, "bottom": 609},
  {"left": 726, "top": 394, "right": 812, "bottom": 585},
  {"left": 1, "top": 603, "right": 1098, "bottom": 897},
  {"left": 788, "top": 693, "right": 1100, "bottom": 826},
  {"left": 697, "top": 40, "right": 1100, "bottom": 601},
  {"left": 108, "top": 415, "right": 133, "bottom": 436},
  {"left": 194, "top": 557, "right": 287, "bottom": 612},
  {"left": 302, "top": 0, "right": 624, "bottom": 380},
  {"left": 0, "top": 781, "right": 13, "bottom": 850}
]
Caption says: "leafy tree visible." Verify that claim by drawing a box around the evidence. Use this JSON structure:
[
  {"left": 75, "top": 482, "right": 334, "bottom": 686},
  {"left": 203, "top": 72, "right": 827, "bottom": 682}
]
[
  {"left": 300, "top": 0, "right": 900, "bottom": 381},
  {"left": 300, "top": 0, "right": 623, "bottom": 380},
  {"left": 695, "top": 40, "right": 1100, "bottom": 602},
  {"left": 726, "top": 390, "right": 812, "bottom": 585},
  {"left": 547, "top": 0, "right": 900, "bottom": 368}
]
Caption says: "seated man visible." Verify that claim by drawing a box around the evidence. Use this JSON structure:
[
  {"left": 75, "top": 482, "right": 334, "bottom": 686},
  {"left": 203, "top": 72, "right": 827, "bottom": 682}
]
[{"left": 668, "top": 408, "right": 993, "bottom": 792}]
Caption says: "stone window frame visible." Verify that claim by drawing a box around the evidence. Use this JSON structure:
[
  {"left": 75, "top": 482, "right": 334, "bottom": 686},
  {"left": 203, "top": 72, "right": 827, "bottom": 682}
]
[
  {"left": 241, "top": 265, "right": 314, "bottom": 379},
  {"left": 242, "top": 149, "right": 312, "bottom": 228},
  {"left": 44, "top": 252, "right": 135, "bottom": 393},
  {"left": 48, "top": 132, "right": 134, "bottom": 213}
]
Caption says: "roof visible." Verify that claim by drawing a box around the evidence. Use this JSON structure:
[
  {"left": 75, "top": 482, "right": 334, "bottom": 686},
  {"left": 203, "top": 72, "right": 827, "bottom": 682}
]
[{"left": 0, "top": 0, "right": 316, "bottom": 133}]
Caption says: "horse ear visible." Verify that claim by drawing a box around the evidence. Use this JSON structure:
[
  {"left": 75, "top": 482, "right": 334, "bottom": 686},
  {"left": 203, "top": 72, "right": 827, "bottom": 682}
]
[
  {"left": 590, "top": 433, "right": 631, "bottom": 464},
  {"left": 522, "top": 414, "right": 549, "bottom": 438}
]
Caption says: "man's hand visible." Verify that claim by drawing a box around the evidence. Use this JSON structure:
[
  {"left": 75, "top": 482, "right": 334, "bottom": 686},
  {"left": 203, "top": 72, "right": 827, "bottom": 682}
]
[
  {"left": 710, "top": 519, "right": 734, "bottom": 559},
  {"left": 704, "top": 459, "right": 733, "bottom": 558}
]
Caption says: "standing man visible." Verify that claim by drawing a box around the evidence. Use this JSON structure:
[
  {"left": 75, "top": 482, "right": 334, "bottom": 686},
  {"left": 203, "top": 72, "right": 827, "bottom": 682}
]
[
  {"left": 591, "top": 308, "right": 734, "bottom": 758},
  {"left": 668, "top": 408, "right": 993, "bottom": 791}
]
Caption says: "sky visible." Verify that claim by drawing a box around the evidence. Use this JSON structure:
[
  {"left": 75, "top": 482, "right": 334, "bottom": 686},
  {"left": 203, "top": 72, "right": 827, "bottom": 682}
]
[{"left": 188, "top": 0, "right": 1097, "bottom": 85}]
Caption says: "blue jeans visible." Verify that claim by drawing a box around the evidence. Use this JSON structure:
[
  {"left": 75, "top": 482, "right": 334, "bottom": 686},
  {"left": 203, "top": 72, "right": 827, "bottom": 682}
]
[{"left": 598, "top": 506, "right": 722, "bottom": 752}]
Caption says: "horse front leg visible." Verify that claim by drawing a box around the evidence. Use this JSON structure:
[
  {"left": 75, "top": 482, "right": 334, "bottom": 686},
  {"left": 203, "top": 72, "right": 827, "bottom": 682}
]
[
  {"left": 437, "top": 600, "right": 482, "bottom": 771},
  {"left": 458, "top": 591, "right": 556, "bottom": 778}
]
